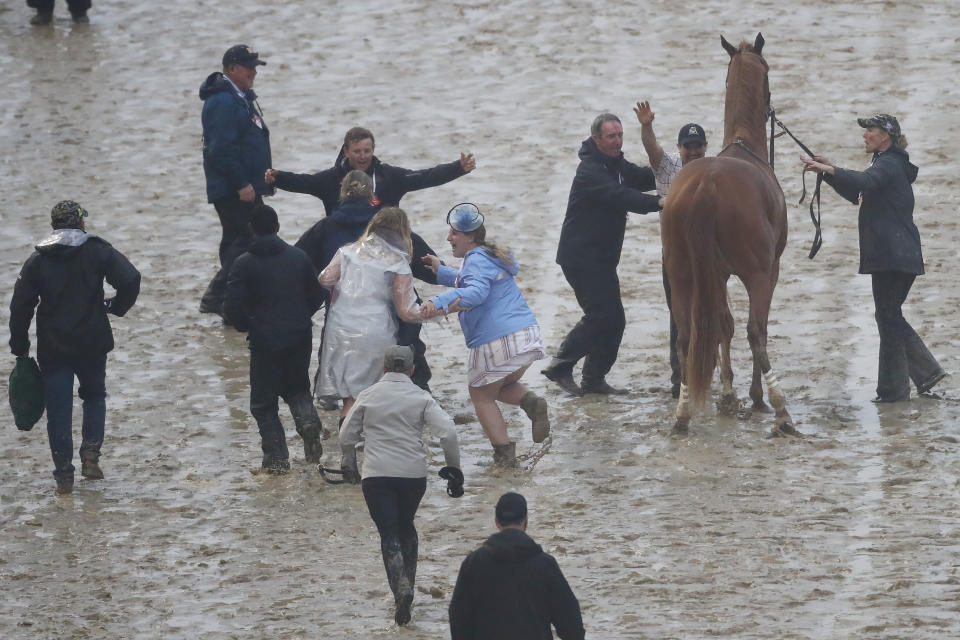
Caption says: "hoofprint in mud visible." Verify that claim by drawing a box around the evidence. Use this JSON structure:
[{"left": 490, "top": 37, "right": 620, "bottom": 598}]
[{"left": 2, "top": 1, "right": 960, "bottom": 638}]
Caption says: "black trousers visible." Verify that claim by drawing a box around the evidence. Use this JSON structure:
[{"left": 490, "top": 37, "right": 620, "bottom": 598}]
[
  {"left": 871, "top": 271, "right": 943, "bottom": 400},
  {"left": 249, "top": 337, "right": 318, "bottom": 465},
  {"left": 28, "top": 0, "right": 90, "bottom": 12},
  {"left": 661, "top": 261, "right": 680, "bottom": 388},
  {"left": 362, "top": 476, "right": 426, "bottom": 596},
  {"left": 201, "top": 195, "right": 260, "bottom": 306},
  {"left": 553, "top": 265, "right": 625, "bottom": 384}
]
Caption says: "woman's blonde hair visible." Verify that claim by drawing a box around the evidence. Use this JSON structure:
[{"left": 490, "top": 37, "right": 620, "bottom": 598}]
[
  {"left": 465, "top": 225, "right": 512, "bottom": 265},
  {"left": 339, "top": 169, "right": 373, "bottom": 202},
  {"left": 363, "top": 206, "right": 412, "bottom": 256},
  {"left": 890, "top": 133, "right": 909, "bottom": 151}
]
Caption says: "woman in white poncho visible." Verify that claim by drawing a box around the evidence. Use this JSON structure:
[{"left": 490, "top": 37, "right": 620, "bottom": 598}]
[{"left": 317, "top": 207, "right": 439, "bottom": 419}]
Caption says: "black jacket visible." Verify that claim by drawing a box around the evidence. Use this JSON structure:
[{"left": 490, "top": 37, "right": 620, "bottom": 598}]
[
  {"left": 295, "top": 200, "right": 439, "bottom": 290},
  {"left": 273, "top": 149, "right": 467, "bottom": 216},
  {"left": 9, "top": 229, "right": 140, "bottom": 362},
  {"left": 556, "top": 137, "right": 660, "bottom": 270},
  {"left": 223, "top": 234, "right": 324, "bottom": 351},
  {"left": 449, "top": 528, "right": 585, "bottom": 640},
  {"left": 822, "top": 148, "right": 923, "bottom": 275}
]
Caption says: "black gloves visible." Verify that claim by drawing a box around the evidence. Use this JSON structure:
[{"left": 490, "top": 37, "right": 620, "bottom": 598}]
[{"left": 439, "top": 466, "right": 464, "bottom": 498}]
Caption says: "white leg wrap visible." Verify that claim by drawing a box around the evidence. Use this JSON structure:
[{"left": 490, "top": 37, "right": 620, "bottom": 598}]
[
  {"left": 764, "top": 368, "right": 780, "bottom": 389},
  {"left": 675, "top": 383, "right": 689, "bottom": 420}
]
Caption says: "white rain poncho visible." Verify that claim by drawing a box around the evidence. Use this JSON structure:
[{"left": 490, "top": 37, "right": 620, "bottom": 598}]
[{"left": 316, "top": 231, "right": 429, "bottom": 400}]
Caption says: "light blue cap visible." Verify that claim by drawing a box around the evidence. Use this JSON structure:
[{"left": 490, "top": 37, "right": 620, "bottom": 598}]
[{"left": 446, "top": 202, "right": 484, "bottom": 232}]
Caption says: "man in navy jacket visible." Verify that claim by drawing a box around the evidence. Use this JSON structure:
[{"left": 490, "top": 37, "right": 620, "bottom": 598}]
[{"left": 198, "top": 44, "right": 273, "bottom": 317}]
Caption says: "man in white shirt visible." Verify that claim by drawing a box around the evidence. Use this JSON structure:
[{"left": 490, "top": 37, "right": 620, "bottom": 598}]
[
  {"left": 634, "top": 101, "right": 708, "bottom": 397},
  {"left": 339, "top": 345, "right": 461, "bottom": 626}
]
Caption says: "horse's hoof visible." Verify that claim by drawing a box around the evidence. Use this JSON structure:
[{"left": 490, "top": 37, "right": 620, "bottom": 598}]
[
  {"left": 752, "top": 399, "right": 770, "bottom": 411},
  {"left": 670, "top": 423, "right": 689, "bottom": 438},
  {"left": 770, "top": 423, "right": 802, "bottom": 438}
]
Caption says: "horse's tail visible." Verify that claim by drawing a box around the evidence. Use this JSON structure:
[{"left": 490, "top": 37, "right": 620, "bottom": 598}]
[{"left": 684, "top": 181, "right": 727, "bottom": 410}]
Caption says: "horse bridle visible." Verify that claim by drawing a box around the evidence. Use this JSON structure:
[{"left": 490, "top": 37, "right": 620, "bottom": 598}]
[{"left": 724, "top": 48, "right": 824, "bottom": 260}]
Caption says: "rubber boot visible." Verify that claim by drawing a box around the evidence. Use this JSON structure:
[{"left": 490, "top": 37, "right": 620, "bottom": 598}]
[
  {"left": 80, "top": 452, "right": 104, "bottom": 480},
  {"left": 520, "top": 391, "right": 550, "bottom": 443},
  {"left": 289, "top": 393, "right": 324, "bottom": 463},
  {"left": 382, "top": 541, "right": 413, "bottom": 625},
  {"left": 492, "top": 442, "right": 517, "bottom": 468},
  {"left": 31, "top": 11, "right": 53, "bottom": 25}
]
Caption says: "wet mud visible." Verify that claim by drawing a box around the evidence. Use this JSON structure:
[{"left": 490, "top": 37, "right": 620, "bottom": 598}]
[{"left": 2, "top": 0, "right": 960, "bottom": 638}]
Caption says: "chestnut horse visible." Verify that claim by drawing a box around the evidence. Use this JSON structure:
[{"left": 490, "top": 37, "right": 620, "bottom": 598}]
[{"left": 661, "top": 33, "right": 796, "bottom": 436}]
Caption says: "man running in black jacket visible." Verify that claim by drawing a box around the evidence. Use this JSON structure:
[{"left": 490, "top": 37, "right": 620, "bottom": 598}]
[
  {"left": 9, "top": 200, "right": 140, "bottom": 495},
  {"left": 544, "top": 112, "right": 662, "bottom": 396},
  {"left": 449, "top": 492, "right": 584, "bottom": 640},
  {"left": 224, "top": 205, "right": 325, "bottom": 473}
]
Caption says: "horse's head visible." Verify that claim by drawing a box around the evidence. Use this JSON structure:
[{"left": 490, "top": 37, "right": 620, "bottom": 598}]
[
  {"left": 721, "top": 32, "right": 765, "bottom": 58},
  {"left": 719, "top": 33, "right": 772, "bottom": 151}
]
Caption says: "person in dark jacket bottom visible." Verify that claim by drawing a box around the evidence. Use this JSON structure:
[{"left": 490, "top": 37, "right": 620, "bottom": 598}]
[
  {"left": 9, "top": 201, "right": 141, "bottom": 495},
  {"left": 544, "top": 112, "right": 662, "bottom": 397},
  {"left": 449, "top": 492, "right": 585, "bottom": 640},
  {"left": 224, "top": 205, "right": 325, "bottom": 473},
  {"left": 802, "top": 113, "right": 946, "bottom": 401}
]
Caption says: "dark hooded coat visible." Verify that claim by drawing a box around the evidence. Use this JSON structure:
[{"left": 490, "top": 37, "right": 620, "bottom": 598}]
[
  {"left": 272, "top": 148, "right": 466, "bottom": 216},
  {"left": 9, "top": 230, "right": 140, "bottom": 362},
  {"left": 823, "top": 147, "right": 923, "bottom": 274},
  {"left": 555, "top": 137, "right": 661, "bottom": 271},
  {"left": 449, "top": 528, "right": 585, "bottom": 640},
  {"left": 223, "top": 234, "right": 324, "bottom": 351}
]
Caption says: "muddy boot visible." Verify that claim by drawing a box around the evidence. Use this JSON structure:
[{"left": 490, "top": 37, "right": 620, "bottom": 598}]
[
  {"left": 492, "top": 442, "right": 517, "bottom": 468},
  {"left": 70, "top": 9, "right": 89, "bottom": 23},
  {"left": 80, "top": 456, "right": 104, "bottom": 480},
  {"left": 54, "top": 470, "right": 74, "bottom": 495},
  {"left": 289, "top": 394, "right": 324, "bottom": 463},
  {"left": 31, "top": 11, "right": 53, "bottom": 25},
  {"left": 520, "top": 391, "right": 550, "bottom": 443}
]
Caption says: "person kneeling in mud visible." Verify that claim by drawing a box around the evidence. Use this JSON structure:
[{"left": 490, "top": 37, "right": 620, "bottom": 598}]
[
  {"left": 339, "top": 345, "right": 462, "bottom": 626},
  {"left": 422, "top": 203, "right": 549, "bottom": 467},
  {"left": 224, "top": 204, "right": 326, "bottom": 473}
]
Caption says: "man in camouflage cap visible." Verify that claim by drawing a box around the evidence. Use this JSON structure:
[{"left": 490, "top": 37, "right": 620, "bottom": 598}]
[{"left": 9, "top": 200, "right": 141, "bottom": 495}]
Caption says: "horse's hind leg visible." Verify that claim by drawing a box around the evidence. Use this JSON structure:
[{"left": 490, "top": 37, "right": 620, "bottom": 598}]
[
  {"left": 672, "top": 309, "right": 692, "bottom": 437},
  {"left": 744, "top": 273, "right": 798, "bottom": 435},
  {"left": 717, "top": 303, "right": 738, "bottom": 416}
]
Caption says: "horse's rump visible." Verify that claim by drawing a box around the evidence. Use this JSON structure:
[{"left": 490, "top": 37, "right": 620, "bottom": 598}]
[{"left": 662, "top": 156, "right": 786, "bottom": 408}]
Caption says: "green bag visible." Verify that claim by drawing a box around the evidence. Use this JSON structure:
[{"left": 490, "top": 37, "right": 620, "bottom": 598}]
[{"left": 9, "top": 356, "right": 45, "bottom": 431}]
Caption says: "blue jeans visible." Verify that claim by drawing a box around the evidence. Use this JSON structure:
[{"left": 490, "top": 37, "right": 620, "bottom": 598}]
[{"left": 39, "top": 355, "right": 107, "bottom": 481}]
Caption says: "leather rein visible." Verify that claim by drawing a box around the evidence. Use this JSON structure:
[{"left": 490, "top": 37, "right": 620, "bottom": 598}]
[{"left": 770, "top": 108, "right": 824, "bottom": 259}]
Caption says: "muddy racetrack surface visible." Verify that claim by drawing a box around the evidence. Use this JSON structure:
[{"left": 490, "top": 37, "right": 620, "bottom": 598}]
[{"left": 1, "top": 1, "right": 960, "bottom": 638}]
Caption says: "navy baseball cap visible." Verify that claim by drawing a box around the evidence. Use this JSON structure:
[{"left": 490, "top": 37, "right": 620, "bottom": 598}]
[
  {"left": 495, "top": 492, "right": 527, "bottom": 525},
  {"left": 222, "top": 44, "right": 267, "bottom": 68}
]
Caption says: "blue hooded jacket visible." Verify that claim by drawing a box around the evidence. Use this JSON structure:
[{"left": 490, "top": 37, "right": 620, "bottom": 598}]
[
  {"left": 432, "top": 247, "right": 537, "bottom": 348},
  {"left": 200, "top": 72, "right": 272, "bottom": 203}
]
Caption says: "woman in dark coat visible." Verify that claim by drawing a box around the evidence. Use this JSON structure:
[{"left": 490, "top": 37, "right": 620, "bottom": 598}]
[{"left": 802, "top": 113, "right": 945, "bottom": 401}]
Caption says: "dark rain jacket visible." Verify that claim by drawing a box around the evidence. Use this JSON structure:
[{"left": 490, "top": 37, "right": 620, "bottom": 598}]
[
  {"left": 272, "top": 149, "right": 467, "bottom": 216},
  {"left": 9, "top": 229, "right": 140, "bottom": 362},
  {"left": 223, "top": 234, "right": 324, "bottom": 352},
  {"left": 822, "top": 148, "right": 923, "bottom": 275},
  {"left": 295, "top": 198, "right": 439, "bottom": 296},
  {"left": 556, "top": 137, "right": 661, "bottom": 271},
  {"left": 449, "top": 528, "right": 585, "bottom": 640},
  {"left": 200, "top": 72, "right": 272, "bottom": 203}
]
